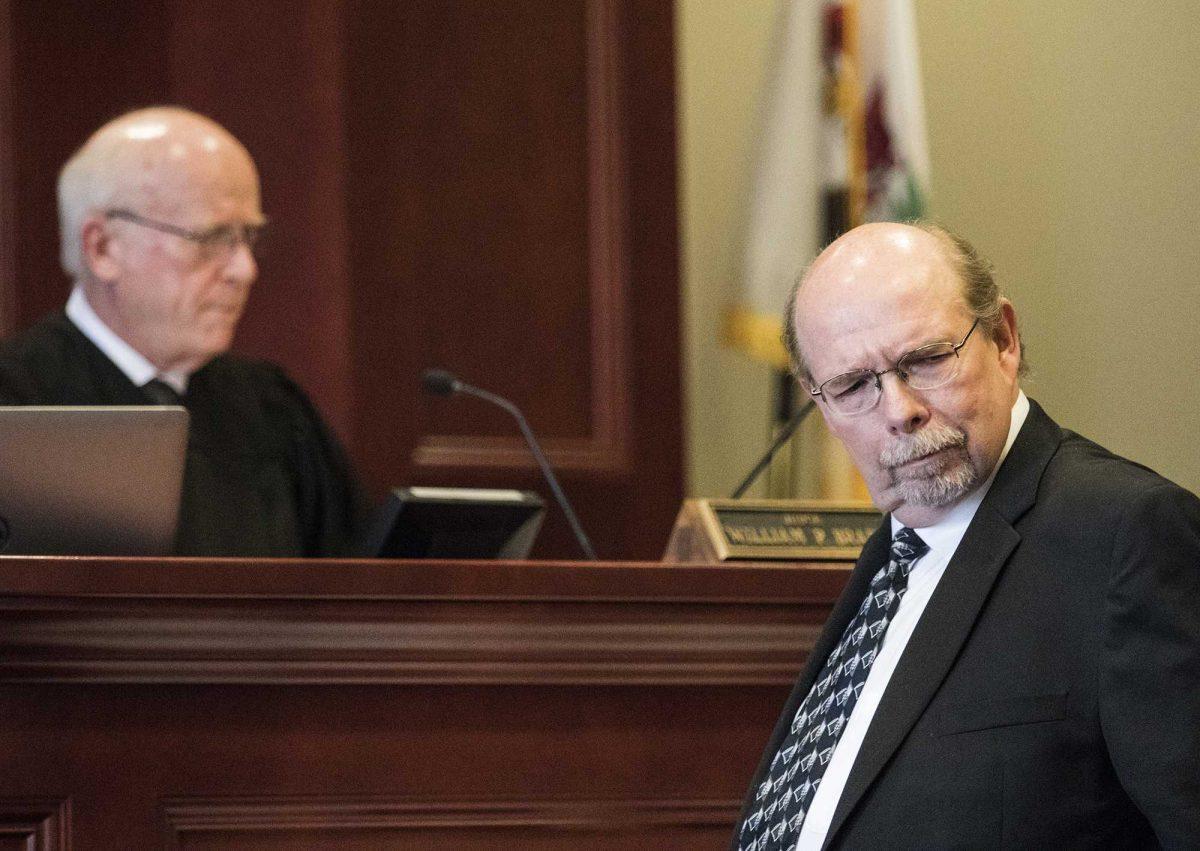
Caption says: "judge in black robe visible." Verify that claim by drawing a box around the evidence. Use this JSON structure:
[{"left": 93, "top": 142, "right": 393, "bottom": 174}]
[
  {"left": 1, "top": 107, "right": 372, "bottom": 557},
  {"left": 0, "top": 311, "right": 367, "bottom": 557}
]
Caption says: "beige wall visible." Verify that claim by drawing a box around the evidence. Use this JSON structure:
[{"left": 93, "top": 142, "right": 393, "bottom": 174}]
[
  {"left": 677, "top": 1, "right": 783, "bottom": 499},
  {"left": 678, "top": 0, "right": 1200, "bottom": 497}
]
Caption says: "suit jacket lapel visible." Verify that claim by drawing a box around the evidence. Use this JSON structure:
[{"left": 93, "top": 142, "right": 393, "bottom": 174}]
[{"left": 823, "top": 400, "right": 1063, "bottom": 846}]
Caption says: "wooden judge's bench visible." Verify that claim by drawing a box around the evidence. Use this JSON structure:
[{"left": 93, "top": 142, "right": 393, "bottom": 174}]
[{"left": 0, "top": 557, "right": 848, "bottom": 849}]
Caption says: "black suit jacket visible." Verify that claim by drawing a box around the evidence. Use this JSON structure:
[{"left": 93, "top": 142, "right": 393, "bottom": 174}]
[{"left": 734, "top": 400, "right": 1200, "bottom": 849}]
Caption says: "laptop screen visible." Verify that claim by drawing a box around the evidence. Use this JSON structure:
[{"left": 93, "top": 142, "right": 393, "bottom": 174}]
[{"left": 0, "top": 406, "right": 188, "bottom": 556}]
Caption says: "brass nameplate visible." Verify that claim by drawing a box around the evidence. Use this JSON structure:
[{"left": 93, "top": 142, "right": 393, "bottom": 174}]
[{"left": 698, "top": 499, "right": 881, "bottom": 561}]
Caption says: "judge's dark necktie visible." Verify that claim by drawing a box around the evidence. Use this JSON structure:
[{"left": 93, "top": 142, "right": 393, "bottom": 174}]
[
  {"left": 143, "top": 378, "right": 183, "bottom": 406},
  {"left": 736, "top": 527, "right": 929, "bottom": 851}
]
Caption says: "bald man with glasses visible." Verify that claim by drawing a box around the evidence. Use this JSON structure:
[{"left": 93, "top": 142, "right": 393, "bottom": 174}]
[
  {"left": 0, "top": 107, "right": 366, "bottom": 557},
  {"left": 732, "top": 222, "right": 1200, "bottom": 850}
]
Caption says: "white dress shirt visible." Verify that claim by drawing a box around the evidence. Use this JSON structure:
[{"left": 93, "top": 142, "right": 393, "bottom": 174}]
[
  {"left": 65, "top": 287, "right": 190, "bottom": 394},
  {"left": 795, "top": 392, "right": 1030, "bottom": 850}
]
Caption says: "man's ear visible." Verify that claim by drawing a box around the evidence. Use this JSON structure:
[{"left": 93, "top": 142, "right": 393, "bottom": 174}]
[
  {"left": 81, "top": 216, "right": 122, "bottom": 281},
  {"left": 995, "top": 298, "right": 1021, "bottom": 376}
]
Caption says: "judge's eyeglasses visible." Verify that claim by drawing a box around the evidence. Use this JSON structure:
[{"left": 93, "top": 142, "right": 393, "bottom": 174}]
[
  {"left": 105, "top": 209, "right": 265, "bottom": 259},
  {"left": 809, "top": 318, "right": 981, "bottom": 416}
]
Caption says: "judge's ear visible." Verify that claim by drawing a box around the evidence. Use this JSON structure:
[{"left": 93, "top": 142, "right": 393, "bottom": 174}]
[{"left": 80, "top": 216, "right": 123, "bottom": 281}]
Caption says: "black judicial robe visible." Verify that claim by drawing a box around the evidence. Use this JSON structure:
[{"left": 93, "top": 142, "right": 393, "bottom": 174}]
[{"left": 0, "top": 311, "right": 368, "bottom": 557}]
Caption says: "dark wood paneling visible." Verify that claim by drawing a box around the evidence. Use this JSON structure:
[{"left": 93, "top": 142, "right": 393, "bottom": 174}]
[
  {"left": 343, "top": 0, "right": 682, "bottom": 559},
  {"left": 0, "top": 798, "right": 69, "bottom": 850},
  {"left": 163, "top": 797, "right": 739, "bottom": 850},
  {"left": 0, "top": 0, "right": 682, "bottom": 560},
  {"left": 398, "top": 0, "right": 633, "bottom": 475},
  {"left": 4, "top": 0, "right": 170, "bottom": 329},
  {"left": 166, "top": 0, "right": 358, "bottom": 438},
  {"left": 0, "top": 0, "right": 14, "bottom": 337},
  {"left": 0, "top": 557, "right": 847, "bottom": 850},
  {"left": 345, "top": 0, "right": 594, "bottom": 444}
]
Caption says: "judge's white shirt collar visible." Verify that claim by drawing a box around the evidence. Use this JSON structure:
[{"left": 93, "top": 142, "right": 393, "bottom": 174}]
[{"left": 65, "top": 287, "right": 190, "bottom": 395}]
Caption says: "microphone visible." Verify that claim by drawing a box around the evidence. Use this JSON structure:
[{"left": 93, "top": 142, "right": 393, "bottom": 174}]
[
  {"left": 421, "top": 369, "right": 598, "bottom": 560},
  {"left": 421, "top": 369, "right": 460, "bottom": 396},
  {"left": 730, "top": 399, "right": 818, "bottom": 498}
]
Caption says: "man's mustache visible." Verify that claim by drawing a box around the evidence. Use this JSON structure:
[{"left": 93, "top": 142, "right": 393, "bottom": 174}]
[{"left": 880, "top": 424, "right": 968, "bottom": 468}]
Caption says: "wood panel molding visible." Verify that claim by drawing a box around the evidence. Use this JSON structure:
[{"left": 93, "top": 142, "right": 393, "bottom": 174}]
[
  {"left": 0, "top": 798, "right": 70, "bottom": 850},
  {"left": 161, "top": 796, "right": 740, "bottom": 838},
  {"left": 411, "top": 0, "right": 632, "bottom": 476},
  {"left": 0, "top": 557, "right": 845, "bottom": 687},
  {"left": 0, "top": 0, "right": 15, "bottom": 337},
  {"left": 412, "top": 435, "right": 629, "bottom": 476},
  {"left": 0, "top": 558, "right": 817, "bottom": 848}
]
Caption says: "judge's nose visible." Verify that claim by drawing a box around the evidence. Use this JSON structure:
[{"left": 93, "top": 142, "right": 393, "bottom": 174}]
[
  {"left": 879, "top": 373, "right": 930, "bottom": 435},
  {"left": 223, "top": 240, "right": 257, "bottom": 285}
]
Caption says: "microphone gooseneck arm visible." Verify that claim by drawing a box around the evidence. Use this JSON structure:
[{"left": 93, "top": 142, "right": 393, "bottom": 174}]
[
  {"left": 730, "top": 399, "right": 818, "bottom": 499},
  {"left": 421, "top": 369, "right": 598, "bottom": 560}
]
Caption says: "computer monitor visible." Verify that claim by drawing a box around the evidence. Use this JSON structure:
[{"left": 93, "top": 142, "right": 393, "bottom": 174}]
[
  {"left": 0, "top": 406, "right": 188, "bottom": 556},
  {"left": 361, "top": 486, "right": 545, "bottom": 559}
]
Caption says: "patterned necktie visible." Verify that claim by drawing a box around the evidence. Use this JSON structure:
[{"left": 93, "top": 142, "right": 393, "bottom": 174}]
[{"left": 736, "top": 527, "right": 929, "bottom": 851}]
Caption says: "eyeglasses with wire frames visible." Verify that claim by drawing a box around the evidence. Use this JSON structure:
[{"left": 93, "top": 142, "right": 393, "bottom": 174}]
[
  {"left": 104, "top": 208, "right": 266, "bottom": 257},
  {"left": 809, "top": 318, "right": 981, "bottom": 416}
]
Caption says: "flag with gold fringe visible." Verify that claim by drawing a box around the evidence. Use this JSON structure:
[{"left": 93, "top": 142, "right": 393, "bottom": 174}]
[{"left": 722, "top": 0, "right": 824, "bottom": 372}]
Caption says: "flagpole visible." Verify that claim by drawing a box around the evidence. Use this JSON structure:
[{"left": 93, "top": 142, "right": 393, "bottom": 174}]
[
  {"left": 841, "top": 0, "right": 867, "bottom": 228},
  {"left": 818, "top": 0, "right": 872, "bottom": 502}
]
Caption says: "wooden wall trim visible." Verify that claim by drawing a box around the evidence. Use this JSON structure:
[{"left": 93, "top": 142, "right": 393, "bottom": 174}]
[
  {"left": 162, "top": 796, "right": 740, "bottom": 836},
  {"left": 411, "top": 0, "right": 633, "bottom": 475},
  {"left": 0, "top": 557, "right": 846, "bottom": 686},
  {"left": 0, "top": 605, "right": 824, "bottom": 686},
  {"left": 582, "top": 0, "right": 632, "bottom": 465},
  {"left": 0, "top": 0, "right": 15, "bottom": 336},
  {"left": 0, "top": 798, "right": 71, "bottom": 850},
  {"left": 412, "top": 435, "right": 629, "bottom": 474}
]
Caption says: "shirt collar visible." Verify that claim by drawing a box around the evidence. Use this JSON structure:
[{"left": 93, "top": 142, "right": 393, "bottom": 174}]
[
  {"left": 65, "top": 287, "right": 190, "bottom": 394},
  {"left": 892, "top": 390, "right": 1030, "bottom": 543}
]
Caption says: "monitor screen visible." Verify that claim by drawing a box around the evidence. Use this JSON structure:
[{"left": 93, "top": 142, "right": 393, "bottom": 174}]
[{"left": 361, "top": 486, "right": 545, "bottom": 559}]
